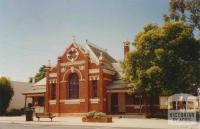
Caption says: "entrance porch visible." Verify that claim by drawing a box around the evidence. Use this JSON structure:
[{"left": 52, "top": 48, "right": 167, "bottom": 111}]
[
  {"left": 22, "top": 78, "right": 46, "bottom": 113},
  {"left": 107, "top": 92, "right": 146, "bottom": 115},
  {"left": 106, "top": 80, "right": 160, "bottom": 116},
  {"left": 23, "top": 92, "right": 45, "bottom": 113}
]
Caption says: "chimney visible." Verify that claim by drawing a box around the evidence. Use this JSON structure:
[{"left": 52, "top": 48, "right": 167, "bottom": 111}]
[
  {"left": 123, "top": 40, "right": 130, "bottom": 58},
  {"left": 32, "top": 77, "right": 35, "bottom": 84}
]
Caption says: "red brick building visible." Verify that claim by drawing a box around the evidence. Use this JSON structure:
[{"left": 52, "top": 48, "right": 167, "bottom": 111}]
[
  {"left": 45, "top": 40, "right": 125, "bottom": 115},
  {"left": 24, "top": 40, "right": 160, "bottom": 116}
]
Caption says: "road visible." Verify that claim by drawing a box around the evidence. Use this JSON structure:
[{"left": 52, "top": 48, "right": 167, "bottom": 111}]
[{"left": 0, "top": 123, "right": 145, "bottom": 129}]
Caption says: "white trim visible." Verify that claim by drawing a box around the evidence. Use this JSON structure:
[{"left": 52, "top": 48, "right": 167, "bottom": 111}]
[
  {"left": 80, "top": 99, "right": 85, "bottom": 102},
  {"left": 65, "top": 99, "right": 80, "bottom": 104},
  {"left": 90, "top": 98, "right": 99, "bottom": 104},
  {"left": 66, "top": 47, "right": 79, "bottom": 62},
  {"left": 60, "top": 60, "right": 85, "bottom": 67},
  {"left": 61, "top": 99, "right": 85, "bottom": 104},
  {"left": 85, "top": 44, "right": 99, "bottom": 65},
  {"left": 60, "top": 81, "right": 68, "bottom": 83},
  {"left": 89, "top": 75, "right": 99, "bottom": 80},
  {"left": 49, "top": 73, "right": 57, "bottom": 78},
  {"left": 62, "top": 67, "right": 83, "bottom": 81},
  {"left": 89, "top": 69, "right": 99, "bottom": 74},
  {"left": 103, "top": 69, "right": 115, "bottom": 75},
  {"left": 71, "top": 43, "right": 79, "bottom": 48},
  {"left": 49, "top": 100, "right": 56, "bottom": 105},
  {"left": 79, "top": 65, "right": 85, "bottom": 70},
  {"left": 49, "top": 79, "right": 57, "bottom": 84},
  {"left": 61, "top": 67, "right": 65, "bottom": 73}
]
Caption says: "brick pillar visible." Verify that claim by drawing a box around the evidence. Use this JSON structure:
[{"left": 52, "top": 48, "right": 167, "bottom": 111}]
[
  {"left": 84, "top": 52, "right": 89, "bottom": 112},
  {"left": 99, "top": 57, "right": 105, "bottom": 112},
  {"left": 45, "top": 66, "right": 50, "bottom": 113},
  {"left": 107, "top": 92, "right": 111, "bottom": 114},
  {"left": 56, "top": 57, "right": 61, "bottom": 116}
]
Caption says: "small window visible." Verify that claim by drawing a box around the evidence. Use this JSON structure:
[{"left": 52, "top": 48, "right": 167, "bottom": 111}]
[
  {"left": 51, "top": 83, "right": 56, "bottom": 100},
  {"left": 38, "top": 97, "right": 44, "bottom": 106},
  {"left": 92, "top": 80, "right": 98, "bottom": 98}
]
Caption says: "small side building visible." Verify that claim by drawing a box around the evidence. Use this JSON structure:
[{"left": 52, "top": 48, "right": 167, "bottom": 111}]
[{"left": 22, "top": 78, "right": 46, "bottom": 113}]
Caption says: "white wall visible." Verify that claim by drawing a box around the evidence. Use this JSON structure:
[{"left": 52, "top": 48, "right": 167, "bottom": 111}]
[{"left": 7, "top": 81, "right": 32, "bottom": 111}]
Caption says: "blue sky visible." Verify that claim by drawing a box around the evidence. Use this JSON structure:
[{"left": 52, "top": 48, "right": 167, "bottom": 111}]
[{"left": 0, "top": 0, "right": 168, "bottom": 82}]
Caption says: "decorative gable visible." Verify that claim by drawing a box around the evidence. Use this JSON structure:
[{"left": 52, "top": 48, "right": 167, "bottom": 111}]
[{"left": 66, "top": 46, "right": 79, "bottom": 62}]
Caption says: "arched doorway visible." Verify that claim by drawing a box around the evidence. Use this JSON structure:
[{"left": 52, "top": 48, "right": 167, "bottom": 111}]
[{"left": 68, "top": 73, "right": 79, "bottom": 99}]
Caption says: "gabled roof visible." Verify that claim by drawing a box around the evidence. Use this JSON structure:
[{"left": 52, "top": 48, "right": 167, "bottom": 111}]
[
  {"left": 52, "top": 40, "right": 120, "bottom": 72},
  {"left": 86, "top": 43, "right": 117, "bottom": 63},
  {"left": 52, "top": 40, "right": 123, "bottom": 78},
  {"left": 112, "top": 63, "right": 123, "bottom": 79},
  {"left": 85, "top": 43, "right": 117, "bottom": 70},
  {"left": 106, "top": 80, "right": 128, "bottom": 90},
  {"left": 33, "top": 77, "right": 46, "bottom": 86},
  {"left": 22, "top": 78, "right": 46, "bottom": 95}
]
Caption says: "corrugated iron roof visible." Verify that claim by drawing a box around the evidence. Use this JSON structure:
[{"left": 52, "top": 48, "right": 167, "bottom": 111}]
[
  {"left": 33, "top": 77, "right": 46, "bottom": 86},
  {"left": 107, "top": 80, "right": 129, "bottom": 90}
]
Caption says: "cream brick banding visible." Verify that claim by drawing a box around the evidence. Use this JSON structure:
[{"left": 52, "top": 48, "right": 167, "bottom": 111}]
[
  {"left": 89, "top": 75, "right": 99, "bottom": 80},
  {"left": 49, "top": 100, "right": 56, "bottom": 105},
  {"left": 61, "top": 67, "right": 65, "bottom": 73},
  {"left": 103, "top": 69, "right": 115, "bottom": 75},
  {"left": 89, "top": 69, "right": 99, "bottom": 74},
  {"left": 49, "top": 79, "right": 57, "bottom": 84},
  {"left": 49, "top": 73, "right": 57, "bottom": 77},
  {"left": 90, "top": 98, "right": 99, "bottom": 104},
  {"left": 60, "top": 60, "right": 85, "bottom": 67},
  {"left": 61, "top": 99, "right": 85, "bottom": 104},
  {"left": 62, "top": 67, "right": 83, "bottom": 81}
]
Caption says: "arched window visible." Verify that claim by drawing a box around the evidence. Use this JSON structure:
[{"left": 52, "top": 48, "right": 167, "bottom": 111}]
[{"left": 68, "top": 73, "right": 79, "bottom": 99}]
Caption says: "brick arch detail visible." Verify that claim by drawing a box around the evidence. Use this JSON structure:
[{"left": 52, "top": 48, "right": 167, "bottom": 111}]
[{"left": 62, "top": 67, "right": 83, "bottom": 81}]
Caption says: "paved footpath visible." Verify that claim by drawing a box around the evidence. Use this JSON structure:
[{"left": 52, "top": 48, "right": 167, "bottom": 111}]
[{"left": 0, "top": 116, "right": 199, "bottom": 129}]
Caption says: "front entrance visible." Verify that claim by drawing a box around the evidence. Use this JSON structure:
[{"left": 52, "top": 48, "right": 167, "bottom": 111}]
[
  {"left": 110, "top": 92, "right": 126, "bottom": 114},
  {"left": 108, "top": 92, "right": 146, "bottom": 114},
  {"left": 111, "top": 93, "right": 118, "bottom": 114},
  {"left": 33, "top": 96, "right": 45, "bottom": 113}
]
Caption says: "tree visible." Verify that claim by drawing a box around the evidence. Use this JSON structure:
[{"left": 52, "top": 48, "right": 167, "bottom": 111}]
[
  {"left": 164, "top": 0, "right": 200, "bottom": 32},
  {"left": 0, "top": 77, "right": 14, "bottom": 115},
  {"left": 29, "top": 65, "right": 46, "bottom": 83},
  {"left": 123, "top": 22, "right": 200, "bottom": 115}
]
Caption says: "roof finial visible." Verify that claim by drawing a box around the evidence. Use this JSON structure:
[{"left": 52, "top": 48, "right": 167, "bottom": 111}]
[
  {"left": 99, "top": 52, "right": 104, "bottom": 61},
  {"left": 48, "top": 59, "right": 51, "bottom": 67},
  {"left": 72, "top": 35, "right": 76, "bottom": 43}
]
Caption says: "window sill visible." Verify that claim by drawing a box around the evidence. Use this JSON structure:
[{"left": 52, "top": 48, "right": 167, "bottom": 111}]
[
  {"left": 49, "top": 100, "right": 56, "bottom": 105},
  {"left": 60, "top": 99, "right": 85, "bottom": 104},
  {"left": 90, "top": 98, "right": 99, "bottom": 104}
]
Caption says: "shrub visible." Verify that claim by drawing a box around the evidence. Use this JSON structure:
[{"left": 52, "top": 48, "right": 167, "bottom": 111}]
[
  {"left": 85, "top": 111, "right": 96, "bottom": 118},
  {"left": 94, "top": 112, "right": 106, "bottom": 118},
  {"left": 0, "top": 77, "right": 14, "bottom": 115},
  {"left": 196, "top": 111, "right": 200, "bottom": 121},
  {"left": 85, "top": 111, "right": 107, "bottom": 118},
  {"left": 5, "top": 109, "right": 24, "bottom": 116}
]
